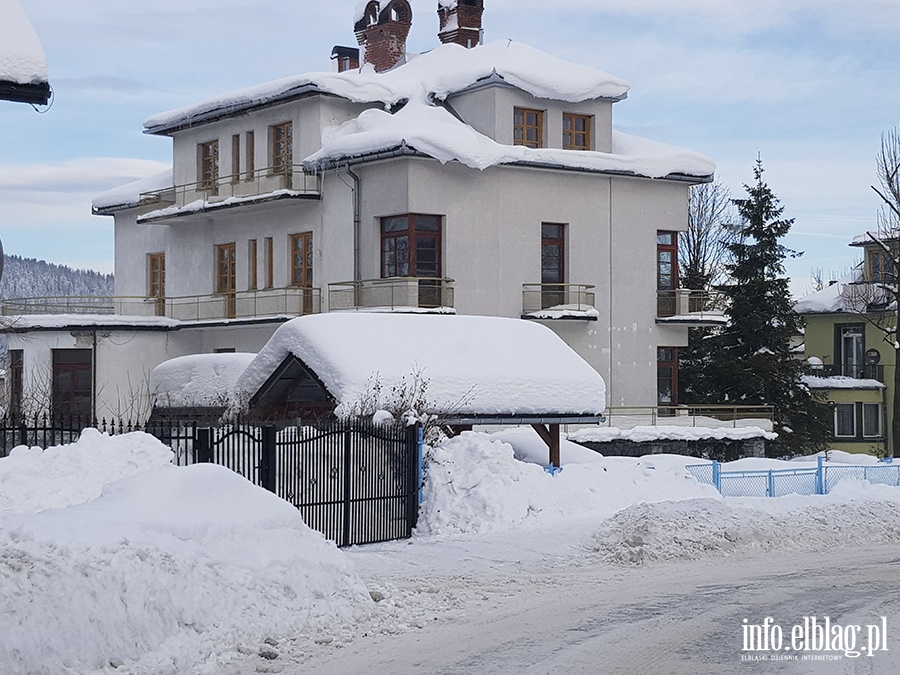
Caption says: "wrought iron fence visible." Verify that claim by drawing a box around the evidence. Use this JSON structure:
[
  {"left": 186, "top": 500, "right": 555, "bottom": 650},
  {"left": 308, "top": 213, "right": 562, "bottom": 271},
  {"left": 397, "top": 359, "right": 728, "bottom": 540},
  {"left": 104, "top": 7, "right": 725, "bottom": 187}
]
[{"left": 0, "top": 415, "right": 421, "bottom": 547}]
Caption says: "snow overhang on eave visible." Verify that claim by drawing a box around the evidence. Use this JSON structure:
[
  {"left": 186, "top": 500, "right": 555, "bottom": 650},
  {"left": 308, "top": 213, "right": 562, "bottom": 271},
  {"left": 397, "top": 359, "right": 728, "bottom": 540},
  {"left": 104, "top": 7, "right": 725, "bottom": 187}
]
[
  {"left": 0, "top": 79, "right": 51, "bottom": 105},
  {"left": 143, "top": 85, "right": 331, "bottom": 136},
  {"left": 305, "top": 143, "right": 714, "bottom": 183},
  {"left": 439, "top": 71, "right": 629, "bottom": 104},
  {"left": 92, "top": 202, "right": 138, "bottom": 216},
  {"left": 436, "top": 414, "right": 606, "bottom": 425}
]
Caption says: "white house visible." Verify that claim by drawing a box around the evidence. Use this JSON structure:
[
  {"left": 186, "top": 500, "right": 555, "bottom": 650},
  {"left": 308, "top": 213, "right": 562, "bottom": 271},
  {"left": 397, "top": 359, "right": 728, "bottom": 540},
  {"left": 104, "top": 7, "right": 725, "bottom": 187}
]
[{"left": 3, "top": 0, "right": 718, "bottom": 423}]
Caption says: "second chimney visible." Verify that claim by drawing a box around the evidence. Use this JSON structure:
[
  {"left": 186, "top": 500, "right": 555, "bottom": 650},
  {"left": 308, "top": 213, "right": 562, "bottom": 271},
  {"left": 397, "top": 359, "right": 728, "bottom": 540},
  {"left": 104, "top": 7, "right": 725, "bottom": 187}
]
[{"left": 438, "top": 0, "right": 484, "bottom": 48}]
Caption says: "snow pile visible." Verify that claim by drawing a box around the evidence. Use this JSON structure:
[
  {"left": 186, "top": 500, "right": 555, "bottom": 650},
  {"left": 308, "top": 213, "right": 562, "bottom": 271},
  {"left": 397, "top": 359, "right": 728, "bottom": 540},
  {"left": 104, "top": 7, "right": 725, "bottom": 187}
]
[
  {"left": 93, "top": 168, "right": 173, "bottom": 211},
  {"left": 417, "top": 432, "right": 718, "bottom": 536},
  {"left": 0, "top": 0, "right": 48, "bottom": 84},
  {"left": 593, "top": 481, "right": 900, "bottom": 565},
  {"left": 0, "top": 429, "right": 174, "bottom": 516},
  {"left": 0, "top": 433, "right": 372, "bottom": 674},
  {"left": 235, "top": 313, "right": 606, "bottom": 418},
  {"left": 152, "top": 352, "right": 256, "bottom": 408}
]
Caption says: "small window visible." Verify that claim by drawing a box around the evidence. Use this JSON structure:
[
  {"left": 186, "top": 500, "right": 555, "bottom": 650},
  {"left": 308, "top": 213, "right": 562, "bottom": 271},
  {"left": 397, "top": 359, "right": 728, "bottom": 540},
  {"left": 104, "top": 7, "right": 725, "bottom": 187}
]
[
  {"left": 271, "top": 122, "right": 293, "bottom": 174},
  {"left": 198, "top": 140, "right": 219, "bottom": 192},
  {"left": 834, "top": 403, "right": 856, "bottom": 438},
  {"left": 8, "top": 349, "right": 23, "bottom": 418},
  {"left": 514, "top": 108, "right": 543, "bottom": 148},
  {"left": 563, "top": 113, "right": 591, "bottom": 150},
  {"left": 862, "top": 403, "right": 882, "bottom": 438},
  {"left": 381, "top": 214, "right": 442, "bottom": 279}
]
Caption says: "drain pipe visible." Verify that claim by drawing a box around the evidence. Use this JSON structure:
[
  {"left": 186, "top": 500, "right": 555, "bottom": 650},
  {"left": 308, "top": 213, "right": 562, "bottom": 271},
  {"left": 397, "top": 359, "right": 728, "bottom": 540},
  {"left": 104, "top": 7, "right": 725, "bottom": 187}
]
[{"left": 346, "top": 165, "right": 361, "bottom": 282}]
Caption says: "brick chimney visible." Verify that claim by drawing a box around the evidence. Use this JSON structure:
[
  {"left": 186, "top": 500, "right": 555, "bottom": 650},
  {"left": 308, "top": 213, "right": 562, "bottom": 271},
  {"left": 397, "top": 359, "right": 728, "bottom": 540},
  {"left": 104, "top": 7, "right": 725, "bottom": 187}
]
[
  {"left": 354, "top": 1, "right": 413, "bottom": 73},
  {"left": 437, "top": 0, "right": 484, "bottom": 48}
]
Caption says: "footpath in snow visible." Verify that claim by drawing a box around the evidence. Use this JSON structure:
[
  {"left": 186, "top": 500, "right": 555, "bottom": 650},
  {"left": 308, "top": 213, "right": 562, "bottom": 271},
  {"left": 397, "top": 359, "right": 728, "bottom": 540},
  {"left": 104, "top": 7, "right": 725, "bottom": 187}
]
[{"left": 2, "top": 427, "right": 900, "bottom": 673}]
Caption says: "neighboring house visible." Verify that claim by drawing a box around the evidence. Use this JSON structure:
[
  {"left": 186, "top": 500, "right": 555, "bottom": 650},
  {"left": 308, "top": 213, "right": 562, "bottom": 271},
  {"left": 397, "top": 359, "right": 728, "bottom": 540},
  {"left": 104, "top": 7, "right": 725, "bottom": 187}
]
[
  {"left": 2, "top": 1, "right": 719, "bottom": 423},
  {"left": 795, "top": 236, "right": 894, "bottom": 456}
]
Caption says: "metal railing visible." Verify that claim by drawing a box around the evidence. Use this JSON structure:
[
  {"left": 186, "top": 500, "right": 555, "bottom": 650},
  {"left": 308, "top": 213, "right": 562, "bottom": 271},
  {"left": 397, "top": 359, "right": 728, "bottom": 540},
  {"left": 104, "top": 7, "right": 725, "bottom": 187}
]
[
  {"left": 3, "top": 287, "right": 321, "bottom": 321},
  {"left": 328, "top": 277, "right": 455, "bottom": 311},
  {"left": 522, "top": 283, "right": 596, "bottom": 315},
  {"left": 806, "top": 363, "right": 885, "bottom": 382},
  {"left": 686, "top": 455, "right": 900, "bottom": 497},
  {"left": 657, "top": 289, "right": 726, "bottom": 319},
  {"left": 138, "top": 164, "right": 321, "bottom": 217},
  {"left": 603, "top": 405, "right": 775, "bottom": 431}
]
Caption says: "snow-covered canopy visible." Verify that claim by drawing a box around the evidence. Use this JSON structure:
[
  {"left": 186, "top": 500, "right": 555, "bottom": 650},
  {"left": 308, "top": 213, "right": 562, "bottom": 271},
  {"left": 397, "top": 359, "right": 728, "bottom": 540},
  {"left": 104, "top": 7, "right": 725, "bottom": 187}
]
[
  {"left": 234, "top": 313, "right": 606, "bottom": 419},
  {"left": 0, "top": 0, "right": 48, "bottom": 85},
  {"left": 152, "top": 353, "right": 257, "bottom": 408},
  {"left": 92, "top": 169, "right": 173, "bottom": 212},
  {"left": 143, "top": 40, "right": 630, "bottom": 134}
]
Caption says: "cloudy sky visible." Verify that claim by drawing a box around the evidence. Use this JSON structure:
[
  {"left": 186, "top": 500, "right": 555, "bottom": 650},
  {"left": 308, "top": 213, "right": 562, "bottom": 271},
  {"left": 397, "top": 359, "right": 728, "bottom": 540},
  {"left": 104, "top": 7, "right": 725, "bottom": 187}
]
[{"left": 2, "top": 0, "right": 899, "bottom": 297}]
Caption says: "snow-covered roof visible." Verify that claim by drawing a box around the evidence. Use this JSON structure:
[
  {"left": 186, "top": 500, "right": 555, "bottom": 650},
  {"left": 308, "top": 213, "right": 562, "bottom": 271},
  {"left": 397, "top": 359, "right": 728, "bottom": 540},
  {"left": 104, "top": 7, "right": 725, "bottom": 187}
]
[
  {"left": 143, "top": 40, "right": 630, "bottom": 135},
  {"left": 801, "top": 375, "right": 885, "bottom": 390},
  {"left": 6, "top": 313, "right": 180, "bottom": 330},
  {"left": 152, "top": 353, "right": 257, "bottom": 408},
  {"left": 793, "top": 269, "right": 863, "bottom": 314},
  {"left": 303, "top": 98, "right": 714, "bottom": 178},
  {"left": 0, "top": 0, "right": 48, "bottom": 85},
  {"left": 92, "top": 169, "right": 173, "bottom": 213},
  {"left": 234, "top": 313, "right": 606, "bottom": 419}
]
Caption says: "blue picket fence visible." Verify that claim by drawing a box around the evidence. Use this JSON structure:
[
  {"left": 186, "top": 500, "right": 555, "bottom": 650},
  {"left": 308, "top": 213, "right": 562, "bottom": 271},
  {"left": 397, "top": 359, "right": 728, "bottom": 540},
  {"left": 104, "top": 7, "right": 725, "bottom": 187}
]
[{"left": 686, "top": 456, "right": 900, "bottom": 497}]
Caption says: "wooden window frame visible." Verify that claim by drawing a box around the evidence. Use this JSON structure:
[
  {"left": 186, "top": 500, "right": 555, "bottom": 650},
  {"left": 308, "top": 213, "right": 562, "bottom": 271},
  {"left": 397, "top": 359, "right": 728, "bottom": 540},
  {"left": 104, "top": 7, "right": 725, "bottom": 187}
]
[
  {"left": 514, "top": 107, "right": 544, "bottom": 148},
  {"left": 248, "top": 239, "right": 258, "bottom": 291},
  {"left": 380, "top": 214, "right": 442, "bottom": 279},
  {"left": 8, "top": 349, "right": 23, "bottom": 419},
  {"left": 231, "top": 134, "right": 240, "bottom": 182},
  {"left": 563, "top": 113, "right": 591, "bottom": 151},
  {"left": 290, "top": 232, "right": 314, "bottom": 288},
  {"left": 264, "top": 237, "right": 274, "bottom": 289},
  {"left": 270, "top": 121, "right": 293, "bottom": 175},
  {"left": 147, "top": 252, "right": 166, "bottom": 316},
  {"left": 216, "top": 243, "right": 237, "bottom": 318},
  {"left": 245, "top": 130, "right": 255, "bottom": 180},
  {"left": 657, "top": 347, "right": 678, "bottom": 407},
  {"left": 198, "top": 139, "right": 219, "bottom": 193},
  {"left": 540, "top": 223, "right": 566, "bottom": 308}
]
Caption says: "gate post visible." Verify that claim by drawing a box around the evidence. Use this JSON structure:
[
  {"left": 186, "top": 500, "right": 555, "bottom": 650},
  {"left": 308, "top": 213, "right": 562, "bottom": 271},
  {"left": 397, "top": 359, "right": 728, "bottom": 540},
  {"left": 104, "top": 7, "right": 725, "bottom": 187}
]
[
  {"left": 260, "top": 426, "right": 277, "bottom": 494},
  {"left": 196, "top": 427, "right": 213, "bottom": 464},
  {"left": 816, "top": 455, "right": 825, "bottom": 495}
]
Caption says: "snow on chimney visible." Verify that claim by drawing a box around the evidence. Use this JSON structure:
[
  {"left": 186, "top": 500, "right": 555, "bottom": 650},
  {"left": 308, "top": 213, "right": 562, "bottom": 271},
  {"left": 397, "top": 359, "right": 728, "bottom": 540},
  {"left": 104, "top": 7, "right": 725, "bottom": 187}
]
[
  {"left": 354, "top": 1, "right": 413, "bottom": 73},
  {"left": 437, "top": 0, "right": 484, "bottom": 49}
]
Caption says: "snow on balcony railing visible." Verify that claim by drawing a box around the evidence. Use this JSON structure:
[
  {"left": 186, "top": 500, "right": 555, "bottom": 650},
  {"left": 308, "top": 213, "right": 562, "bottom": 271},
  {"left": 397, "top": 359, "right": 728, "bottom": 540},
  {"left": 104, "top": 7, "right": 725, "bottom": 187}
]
[
  {"left": 2, "top": 287, "right": 321, "bottom": 321},
  {"left": 521, "top": 283, "right": 597, "bottom": 320},
  {"left": 601, "top": 405, "right": 775, "bottom": 431},
  {"left": 138, "top": 165, "right": 321, "bottom": 219},
  {"left": 656, "top": 289, "right": 726, "bottom": 322},
  {"left": 328, "top": 277, "right": 455, "bottom": 312}
]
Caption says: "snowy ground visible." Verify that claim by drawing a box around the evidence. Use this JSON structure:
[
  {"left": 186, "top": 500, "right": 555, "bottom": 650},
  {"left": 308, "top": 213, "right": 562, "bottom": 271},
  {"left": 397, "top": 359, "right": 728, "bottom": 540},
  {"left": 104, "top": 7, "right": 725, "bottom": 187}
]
[{"left": 2, "top": 428, "right": 899, "bottom": 674}]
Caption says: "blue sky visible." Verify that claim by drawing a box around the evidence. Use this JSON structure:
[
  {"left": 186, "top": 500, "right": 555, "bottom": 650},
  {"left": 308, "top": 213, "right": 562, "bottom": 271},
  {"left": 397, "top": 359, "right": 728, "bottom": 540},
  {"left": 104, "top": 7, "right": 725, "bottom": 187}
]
[{"left": 2, "top": 0, "right": 899, "bottom": 297}]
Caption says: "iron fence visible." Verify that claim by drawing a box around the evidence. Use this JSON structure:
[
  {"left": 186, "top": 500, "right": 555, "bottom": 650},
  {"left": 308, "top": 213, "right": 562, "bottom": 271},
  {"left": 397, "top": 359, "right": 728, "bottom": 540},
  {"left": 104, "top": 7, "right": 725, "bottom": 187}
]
[{"left": 0, "top": 415, "right": 420, "bottom": 547}]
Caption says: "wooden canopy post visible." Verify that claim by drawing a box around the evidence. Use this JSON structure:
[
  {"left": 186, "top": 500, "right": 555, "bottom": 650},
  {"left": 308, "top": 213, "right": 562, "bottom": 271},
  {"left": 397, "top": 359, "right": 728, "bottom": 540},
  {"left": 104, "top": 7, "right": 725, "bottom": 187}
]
[{"left": 531, "top": 423, "right": 561, "bottom": 468}]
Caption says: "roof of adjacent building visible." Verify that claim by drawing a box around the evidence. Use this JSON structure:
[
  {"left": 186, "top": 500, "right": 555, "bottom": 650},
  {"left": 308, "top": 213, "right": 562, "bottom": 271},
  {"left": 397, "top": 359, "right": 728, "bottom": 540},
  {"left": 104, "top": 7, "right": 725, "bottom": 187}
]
[{"left": 0, "top": 0, "right": 50, "bottom": 104}]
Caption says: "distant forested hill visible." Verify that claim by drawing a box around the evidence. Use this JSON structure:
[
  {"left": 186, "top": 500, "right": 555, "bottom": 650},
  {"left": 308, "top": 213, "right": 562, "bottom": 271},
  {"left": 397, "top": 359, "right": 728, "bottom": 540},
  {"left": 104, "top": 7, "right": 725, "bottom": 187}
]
[{"left": 0, "top": 255, "right": 114, "bottom": 299}]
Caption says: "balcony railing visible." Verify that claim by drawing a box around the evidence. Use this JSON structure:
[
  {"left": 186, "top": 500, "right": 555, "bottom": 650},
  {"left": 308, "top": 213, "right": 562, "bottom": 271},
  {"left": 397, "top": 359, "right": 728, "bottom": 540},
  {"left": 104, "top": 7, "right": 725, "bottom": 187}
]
[
  {"left": 603, "top": 405, "right": 775, "bottom": 431},
  {"left": 138, "top": 165, "right": 321, "bottom": 218},
  {"left": 657, "top": 289, "right": 726, "bottom": 320},
  {"left": 2, "top": 287, "right": 321, "bottom": 322},
  {"left": 807, "top": 363, "right": 885, "bottom": 383},
  {"left": 328, "top": 278, "right": 455, "bottom": 312},
  {"left": 521, "top": 283, "right": 596, "bottom": 318}
]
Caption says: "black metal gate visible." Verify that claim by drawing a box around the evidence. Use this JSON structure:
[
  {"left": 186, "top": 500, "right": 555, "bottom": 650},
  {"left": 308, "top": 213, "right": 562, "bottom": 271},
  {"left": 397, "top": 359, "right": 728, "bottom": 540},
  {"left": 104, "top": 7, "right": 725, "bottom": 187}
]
[{"left": 194, "top": 420, "right": 419, "bottom": 547}]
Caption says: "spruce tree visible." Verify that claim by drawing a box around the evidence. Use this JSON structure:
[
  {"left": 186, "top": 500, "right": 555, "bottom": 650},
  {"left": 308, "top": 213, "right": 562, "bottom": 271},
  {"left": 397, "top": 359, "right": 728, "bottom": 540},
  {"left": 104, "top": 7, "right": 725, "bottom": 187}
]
[{"left": 685, "top": 160, "right": 829, "bottom": 456}]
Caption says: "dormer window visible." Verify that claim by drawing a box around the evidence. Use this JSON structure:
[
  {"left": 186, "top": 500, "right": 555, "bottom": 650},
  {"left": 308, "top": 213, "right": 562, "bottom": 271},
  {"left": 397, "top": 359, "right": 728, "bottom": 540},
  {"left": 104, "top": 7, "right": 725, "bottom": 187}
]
[
  {"left": 871, "top": 249, "right": 896, "bottom": 283},
  {"left": 563, "top": 113, "right": 591, "bottom": 151},
  {"left": 514, "top": 108, "right": 543, "bottom": 148}
]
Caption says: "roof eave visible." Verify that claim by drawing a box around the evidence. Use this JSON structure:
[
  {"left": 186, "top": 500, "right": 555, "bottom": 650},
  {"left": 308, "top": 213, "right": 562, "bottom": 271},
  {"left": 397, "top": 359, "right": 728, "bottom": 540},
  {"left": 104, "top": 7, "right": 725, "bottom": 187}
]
[{"left": 0, "top": 79, "right": 51, "bottom": 105}]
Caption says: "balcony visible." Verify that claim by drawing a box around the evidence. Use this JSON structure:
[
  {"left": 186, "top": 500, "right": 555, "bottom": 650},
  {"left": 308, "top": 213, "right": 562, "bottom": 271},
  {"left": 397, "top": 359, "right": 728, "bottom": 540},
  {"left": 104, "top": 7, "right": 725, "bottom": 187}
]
[
  {"left": 328, "top": 278, "right": 455, "bottom": 312},
  {"left": 2, "top": 287, "right": 321, "bottom": 322},
  {"left": 137, "top": 165, "right": 321, "bottom": 222},
  {"left": 657, "top": 289, "right": 726, "bottom": 325},
  {"left": 521, "top": 283, "right": 597, "bottom": 320},
  {"left": 603, "top": 405, "right": 775, "bottom": 431},
  {"left": 806, "top": 363, "right": 885, "bottom": 383}
]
